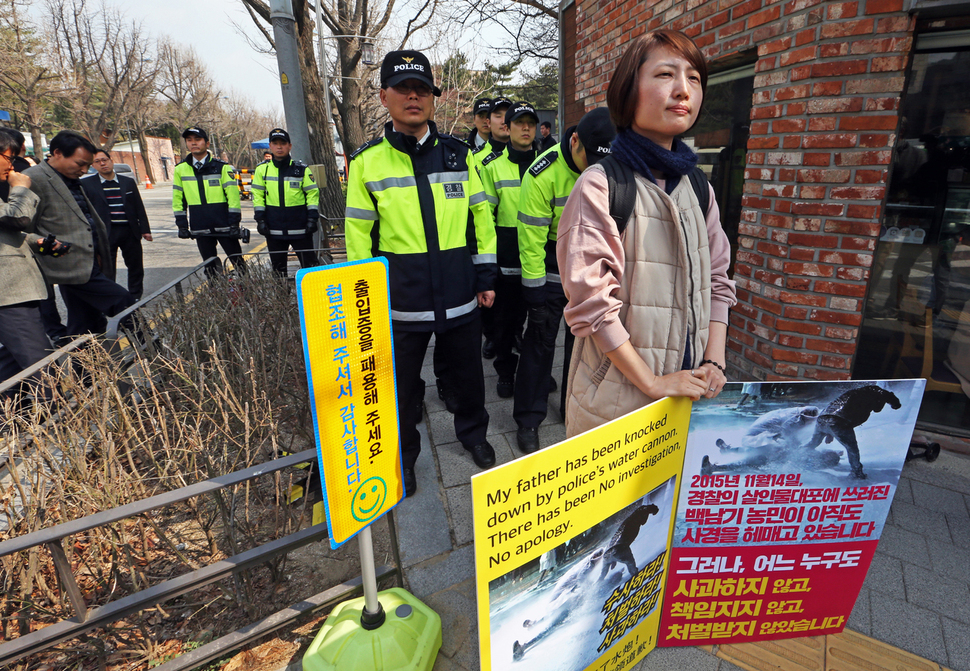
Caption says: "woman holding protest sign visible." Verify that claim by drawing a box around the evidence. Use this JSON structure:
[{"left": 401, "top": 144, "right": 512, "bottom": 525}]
[{"left": 556, "top": 30, "right": 736, "bottom": 437}]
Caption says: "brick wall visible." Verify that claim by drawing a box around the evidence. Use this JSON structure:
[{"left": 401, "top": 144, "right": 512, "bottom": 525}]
[{"left": 569, "top": 0, "right": 916, "bottom": 381}]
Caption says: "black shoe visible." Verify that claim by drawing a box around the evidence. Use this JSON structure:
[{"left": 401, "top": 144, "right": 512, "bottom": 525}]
[
  {"left": 403, "top": 468, "right": 416, "bottom": 497},
  {"left": 517, "top": 426, "right": 540, "bottom": 454},
  {"left": 482, "top": 339, "right": 496, "bottom": 359},
  {"left": 468, "top": 441, "right": 496, "bottom": 468},
  {"left": 497, "top": 377, "right": 514, "bottom": 398},
  {"left": 548, "top": 376, "right": 557, "bottom": 393}
]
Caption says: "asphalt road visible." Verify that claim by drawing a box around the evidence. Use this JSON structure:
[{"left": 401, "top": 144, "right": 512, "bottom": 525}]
[{"left": 125, "top": 183, "right": 266, "bottom": 297}]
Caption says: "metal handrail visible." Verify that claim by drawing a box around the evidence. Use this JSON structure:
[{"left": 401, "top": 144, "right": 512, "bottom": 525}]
[
  {"left": 0, "top": 449, "right": 316, "bottom": 558},
  {"left": 0, "top": 446, "right": 405, "bottom": 668}
]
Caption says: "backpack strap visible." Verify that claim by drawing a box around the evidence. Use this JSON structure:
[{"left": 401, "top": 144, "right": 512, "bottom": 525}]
[
  {"left": 601, "top": 155, "right": 637, "bottom": 235},
  {"left": 687, "top": 166, "right": 710, "bottom": 218}
]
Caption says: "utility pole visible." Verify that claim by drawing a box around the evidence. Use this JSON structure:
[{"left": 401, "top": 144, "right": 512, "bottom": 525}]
[{"left": 270, "top": 0, "right": 311, "bottom": 164}]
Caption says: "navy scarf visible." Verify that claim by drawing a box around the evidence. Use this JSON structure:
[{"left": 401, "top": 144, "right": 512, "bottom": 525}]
[{"left": 610, "top": 129, "right": 697, "bottom": 194}]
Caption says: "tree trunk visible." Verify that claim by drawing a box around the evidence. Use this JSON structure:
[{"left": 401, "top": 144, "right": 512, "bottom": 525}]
[
  {"left": 294, "top": 4, "right": 343, "bottom": 224},
  {"left": 137, "top": 131, "right": 157, "bottom": 184}
]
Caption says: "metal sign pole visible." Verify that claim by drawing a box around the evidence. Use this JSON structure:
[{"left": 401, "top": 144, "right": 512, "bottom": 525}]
[{"left": 356, "top": 526, "right": 385, "bottom": 629}]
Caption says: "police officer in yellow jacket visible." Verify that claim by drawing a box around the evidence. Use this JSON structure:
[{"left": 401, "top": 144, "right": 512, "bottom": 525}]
[
  {"left": 472, "top": 95, "right": 513, "bottom": 360},
  {"left": 252, "top": 128, "right": 319, "bottom": 276},
  {"left": 479, "top": 101, "right": 538, "bottom": 400},
  {"left": 173, "top": 126, "right": 245, "bottom": 273},
  {"left": 345, "top": 50, "right": 498, "bottom": 497},
  {"left": 513, "top": 108, "right": 616, "bottom": 453}
]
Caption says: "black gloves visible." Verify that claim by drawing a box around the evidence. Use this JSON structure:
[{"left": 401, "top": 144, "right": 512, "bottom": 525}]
[{"left": 256, "top": 220, "right": 268, "bottom": 237}]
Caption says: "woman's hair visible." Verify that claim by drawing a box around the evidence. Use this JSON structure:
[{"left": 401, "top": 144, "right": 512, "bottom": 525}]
[{"left": 606, "top": 30, "right": 708, "bottom": 132}]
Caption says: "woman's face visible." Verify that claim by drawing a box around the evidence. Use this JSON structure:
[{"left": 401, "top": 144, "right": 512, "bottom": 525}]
[{"left": 631, "top": 46, "right": 703, "bottom": 149}]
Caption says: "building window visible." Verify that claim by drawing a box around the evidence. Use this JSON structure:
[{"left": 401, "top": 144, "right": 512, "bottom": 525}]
[
  {"left": 855, "top": 35, "right": 970, "bottom": 435},
  {"left": 683, "top": 63, "right": 755, "bottom": 272}
]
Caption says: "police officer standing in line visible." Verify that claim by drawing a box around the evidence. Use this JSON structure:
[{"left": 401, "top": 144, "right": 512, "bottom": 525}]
[
  {"left": 173, "top": 127, "right": 246, "bottom": 274},
  {"left": 251, "top": 128, "right": 319, "bottom": 277},
  {"left": 467, "top": 98, "right": 491, "bottom": 150},
  {"left": 474, "top": 96, "right": 513, "bottom": 359},
  {"left": 345, "top": 50, "right": 498, "bottom": 497},
  {"left": 514, "top": 108, "right": 616, "bottom": 453},
  {"left": 479, "top": 101, "right": 539, "bottom": 399}
]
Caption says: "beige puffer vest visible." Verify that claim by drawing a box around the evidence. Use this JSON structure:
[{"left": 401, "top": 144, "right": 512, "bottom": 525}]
[{"left": 565, "top": 168, "right": 712, "bottom": 437}]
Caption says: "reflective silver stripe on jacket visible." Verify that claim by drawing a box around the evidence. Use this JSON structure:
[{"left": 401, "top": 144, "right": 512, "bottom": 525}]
[
  {"left": 303, "top": 184, "right": 319, "bottom": 191},
  {"left": 173, "top": 184, "right": 183, "bottom": 191},
  {"left": 518, "top": 212, "right": 552, "bottom": 226},
  {"left": 391, "top": 297, "right": 478, "bottom": 322},
  {"left": 365, "top": 176, "right": 417, "bottom": 192},
  {"left": 269, "top": 230, "right": 286, "bottom": 236},
  {"left": 500, "top": 267, "right": 522, "bottom": 275},
  {"left": 222, "top": 181, "right": 235, "bottom": 189},
  {"left": 228, "top": 208, "right": 241, "bottom": 214},
  {"left": 264, "top": 175, "right": 279, "bottom": 181},
  {"left": 522, "top": 276, "right": 545, "bottom": 287},
  {"left": 250, "top": 184, "right": 266, "bottom": 191},
  {"left": 212, "top": 227, "right": 232, "bottom": 233},
  {"left": 346, "top": 207, "right": 378, "bottom": 221},
  {"left": 179, "top": 175, "right": 199, "bottom": 181},
  {"left": 552, "top": 196, "right": 569, "bottom": 207},
  {"left": 254, "top": 206, "right": 266, "bottom": 212},
  {"left": 472, "top": 253, "right": 497, "bottom": 264},
  {"left": 546, "top": 272, "right": 562, "bottom": 284},
  {"left": 495, "top": 179, "right": 521, "bottom": 189},
  {"left": 469, "top": 192, "right": 488, "bottom": 206},
  {"left": 485, "top": 194, "right": 499, "bottom": 205},
  {"left": 427, "top": 171, "right": 469, "bottom": 184}
]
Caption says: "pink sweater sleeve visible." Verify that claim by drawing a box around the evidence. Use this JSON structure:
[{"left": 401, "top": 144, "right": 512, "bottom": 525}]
[
  {"left": 705, "top": 183, "right": 738, "bottom": 325},
  {"left": 556, "top": 168, "right": 631, "bottom": 353}
]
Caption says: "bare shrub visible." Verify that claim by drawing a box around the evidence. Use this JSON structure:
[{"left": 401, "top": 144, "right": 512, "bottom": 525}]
[{"left": 0, "top": 265, "right": 321, "bottom": 669}]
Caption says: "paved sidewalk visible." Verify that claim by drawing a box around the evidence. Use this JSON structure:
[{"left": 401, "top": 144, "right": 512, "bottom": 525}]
[{"left": 393, "top": 333, "right": 970, "bottom": 671}]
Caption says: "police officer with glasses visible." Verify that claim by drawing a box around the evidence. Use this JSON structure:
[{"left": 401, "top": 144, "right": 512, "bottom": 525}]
[{"left": 345, "top": 50, "right": 499, "bottom": 497}]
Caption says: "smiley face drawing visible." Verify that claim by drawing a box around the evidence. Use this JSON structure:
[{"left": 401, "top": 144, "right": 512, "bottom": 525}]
[{"left": 351, "top": 477, "right": 388, "bottom": 522}]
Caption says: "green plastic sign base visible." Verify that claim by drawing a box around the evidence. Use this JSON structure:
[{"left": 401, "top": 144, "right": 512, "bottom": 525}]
[{"left": 302, "top": 588, "right": 442, "bottom": 671}]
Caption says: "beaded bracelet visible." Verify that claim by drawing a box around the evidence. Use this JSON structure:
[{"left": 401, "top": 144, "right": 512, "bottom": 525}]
[{"left": 700, "top": 359, "right": 724, "bottom": 372}]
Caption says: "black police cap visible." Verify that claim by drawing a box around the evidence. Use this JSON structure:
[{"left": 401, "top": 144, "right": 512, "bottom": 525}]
[
  {"left": 381, "top": 50, "right": 442, "bottom": 97},
  {"left": 182, "top": 126, "right": 208, "bottom": 142},
  {"left": 505, "top": 101, "right": 538, "bottom": 126},
  {"left": 489, "top": 96, "right": 513, "bottom": 114},
  {"left": 473, "top": 98, "right": 492, "bottom": 115},
  {"left": 269, "top": 128, "right": 291, "bottom": 143},
  {"left": 576, "top": 108, "right": 617, "bottom": 165}
]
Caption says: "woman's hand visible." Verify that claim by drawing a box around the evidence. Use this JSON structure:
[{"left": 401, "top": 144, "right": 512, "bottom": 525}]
[
  {"left": 698, "top": 361, "right": 727, "bottom": 399},
  {"left": 646, "top": 369, "right": 709, "bottom": 401}
]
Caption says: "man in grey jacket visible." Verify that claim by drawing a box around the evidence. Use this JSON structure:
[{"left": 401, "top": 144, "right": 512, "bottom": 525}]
[
  {"left": 25, "top": 131, "right": 135, "bottom": 336},
  {"left": 0, "top": 129, "right": 50, "bottom": 390}
]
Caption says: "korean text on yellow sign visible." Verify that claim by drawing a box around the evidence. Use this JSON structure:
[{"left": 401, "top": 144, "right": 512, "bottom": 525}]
[
  {"left": 472, "top": 396, "right": 691, "bottom": 671},
  {"left": 297, "top": 258, "right": 403, "bottom": 548}
]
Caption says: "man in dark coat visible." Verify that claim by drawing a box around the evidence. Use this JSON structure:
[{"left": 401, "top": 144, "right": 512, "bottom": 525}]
[
  {"left": 82, "top": 149, "right": 152, "bottom": 298},
  {"left": 25, "top": 131, "right": 135, "bottom": 336}
]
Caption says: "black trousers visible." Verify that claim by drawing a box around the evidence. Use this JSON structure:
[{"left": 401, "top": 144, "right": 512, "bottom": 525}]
[
  {"left": 111, "top": 225, "right": 145, "bottom": 299},
  {"left": 59, "top": 266, "right": 137, "bottom": 335},
  {"left": 38, "top": 289, "right": 68, "bottom": 344},
  {"left": 0, "top": 302, "right": 52, "bottom": 397},
  {"left": 266, "top": 235, "right": 317, "bottom": 277},
  {"left": 492, "top": 273, "right": 527, "bottom": 380},
  {"left": 196, "top": 236, "right": 245, "bottom": 274},
  {"left": 513, "top": 284, "right": 569, "bottom": 428},
  {"left": 394, "top": 314, "right": 489, "bottom": 470}
]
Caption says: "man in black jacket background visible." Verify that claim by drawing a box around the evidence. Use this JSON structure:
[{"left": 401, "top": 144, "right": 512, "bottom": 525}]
[{"left": 82, "top": 149, "right": 152, "bottom": 299}]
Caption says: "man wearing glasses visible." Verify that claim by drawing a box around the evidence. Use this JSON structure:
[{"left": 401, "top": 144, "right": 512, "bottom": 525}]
[
  {"left": 345, "top": 50, "right": 498, "bottom": 497},
  {"left": 0, "top": 129, "right": 50, "bottom": 390}
]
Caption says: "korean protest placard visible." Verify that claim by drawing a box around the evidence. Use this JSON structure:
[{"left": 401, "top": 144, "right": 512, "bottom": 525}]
[
  {"left": 473, "top": 396, "right": 692, "bottom": 671},
  {"left": 297, "top": 258, "right": 403, "bottom": 548},
  {"left": 658, "top": 379, "right": 926, "bottom": 646}
]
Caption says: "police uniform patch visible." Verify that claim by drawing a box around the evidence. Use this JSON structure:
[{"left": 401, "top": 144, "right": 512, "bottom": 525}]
[
  {"left": 443, "top": 183, "right": 465, "bottom": 199},
  {"left": 528, "top": 151, "right": 558, "bottom": 177},
  {"left": 350, "top": 137, "right": 383, "bottom": 160},
  {"left": 481, "top": 151, "right": 501, "bottom": 167}
]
